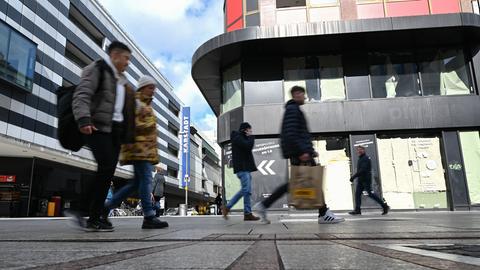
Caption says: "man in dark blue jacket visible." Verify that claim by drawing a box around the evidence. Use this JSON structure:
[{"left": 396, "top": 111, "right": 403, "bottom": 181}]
[
  {"left": 254, "top": 86, "right": 345, "bottom": 224},
  {"left": 349, "top": 146, "right": 390, "bottom": 215},
  {"left": 222, "top": 122, "right": 260, "bottom": 221}
]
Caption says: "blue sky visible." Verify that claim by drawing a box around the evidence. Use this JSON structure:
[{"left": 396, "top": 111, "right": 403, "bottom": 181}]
[{"left": 98, "top": 0, "right": 224, "bottom": 143}]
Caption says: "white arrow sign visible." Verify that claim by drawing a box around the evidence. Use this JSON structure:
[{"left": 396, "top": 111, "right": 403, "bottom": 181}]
[{"left": 258, "top": 160, "right": 276, "bottom": 175}]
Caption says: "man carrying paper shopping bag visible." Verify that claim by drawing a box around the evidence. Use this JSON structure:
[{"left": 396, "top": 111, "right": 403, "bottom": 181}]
[{"left": 254, "top": 86, "right": 345, "bottom": 224}]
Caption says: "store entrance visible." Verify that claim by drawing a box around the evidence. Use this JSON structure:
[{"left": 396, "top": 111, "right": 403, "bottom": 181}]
[{"left": 377, "top": 135, "right": 448, "bottom": 210}]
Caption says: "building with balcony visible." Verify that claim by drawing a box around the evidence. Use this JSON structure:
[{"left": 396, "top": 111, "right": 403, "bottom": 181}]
[
  {"left": 0, "top": 0, "right": 183, "bottom": 217},
  {"left": 192, "top": 0, "right": 480, "bottom": 211}
]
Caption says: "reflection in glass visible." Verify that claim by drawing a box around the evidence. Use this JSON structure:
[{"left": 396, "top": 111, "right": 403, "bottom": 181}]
[
  {"left": 370, "top": 52, "right": 420, "bottom": 98},
  {"left": 0, "top": 22, "right": 36, "bottom": 91},
  {"left": 420, "top": 48, "right": 472, "bottom": 96},
  {"left": 221, "top": 64, "right": 242, "bottom": 114}
]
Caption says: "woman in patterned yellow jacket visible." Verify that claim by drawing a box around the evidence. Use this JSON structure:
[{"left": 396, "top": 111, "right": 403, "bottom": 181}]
[{"left": 105, "top": 75, "right": 168, "bottom": 229}]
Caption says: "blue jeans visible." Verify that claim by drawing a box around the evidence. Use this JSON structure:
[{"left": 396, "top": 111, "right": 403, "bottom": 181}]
[
  {"left": 227, "top": 171, "right": 252, "bottom": 214},
  {"left": 106, "top": 161, "right": 155, "bottom": 217}
]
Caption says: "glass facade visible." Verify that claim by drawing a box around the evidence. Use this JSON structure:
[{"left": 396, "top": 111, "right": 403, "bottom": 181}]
[
  {"left": 370, "top": 52, "right": 420, "bottom": 98},
  {"left": 221, "top": 64, "right": 242, "bottom": 114},
  {"left": 221, "top": 47, "right": 474, "bottom": 108},
  {"left": 419, "top": 48, "right": 473, "bottom": 96},
  {"left": 0, "top": 21, "right": 36, "bottom": 92}
]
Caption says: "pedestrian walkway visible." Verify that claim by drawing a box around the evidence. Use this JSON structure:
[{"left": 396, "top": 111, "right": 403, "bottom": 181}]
[{"left": 0, "top": 211, "right": 479, "bottom": 269}]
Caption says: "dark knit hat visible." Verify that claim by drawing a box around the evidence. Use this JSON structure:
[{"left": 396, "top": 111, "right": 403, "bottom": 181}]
[{"left": 239, "top": 122, "right": 252, "bottom": 131}]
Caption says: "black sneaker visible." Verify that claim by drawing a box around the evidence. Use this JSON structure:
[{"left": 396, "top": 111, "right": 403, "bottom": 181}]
[
  {"left": 100, "top": 216, "right": 114, "bottom": 228},
  {"left": 64, "top": 210, "right": 87, "bottom": 230},
  {"left": 85, "top": 219, "right": 114, "bottom": 232},
  {"left": 142, "top": 216, "right": 169, "bottom": 229},
  {"left": 348, "top": 210, "right": 361, "bottom": 216},
  {"left": 382, "top": 205, "right": 390, "bottom": 215}
]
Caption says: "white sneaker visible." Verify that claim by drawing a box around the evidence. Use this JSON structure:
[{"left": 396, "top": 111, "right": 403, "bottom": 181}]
[
  {"left": 318, "top": 210, "right": 345, "bottom": 224},
  {"left": 253, "top": 202, "right": 271, "bottom": 224}
]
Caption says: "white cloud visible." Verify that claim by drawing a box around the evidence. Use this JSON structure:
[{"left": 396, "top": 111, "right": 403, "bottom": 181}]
[{"left": 99, "top": 0, "right": 223, "bottom": 140}]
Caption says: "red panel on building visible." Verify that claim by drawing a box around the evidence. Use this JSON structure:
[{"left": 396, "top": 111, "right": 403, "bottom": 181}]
[
  {"left": 357, "top": 3, "right": 385, "bottom": 19},
  {"left": 386, "top": 0, "right": 429, "bottom": 17},
  {"left": 227, "top": 18, "right": 244, "bottom": 32},
  {"left": 430, "top": 0, "right": 461, "bottom": 14},
  {"left": 227, "top": 0, "right": 243, "bottom": 26}
]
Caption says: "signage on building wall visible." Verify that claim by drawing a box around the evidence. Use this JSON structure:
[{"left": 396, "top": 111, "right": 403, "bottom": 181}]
[
  {"left": 180, "top": 107, "right": 191, "bottom": 189},
  {"left": 251, "top": 139, "right": 288, "bottom": 209},
  {"left": 0, "top": 175, "right": 16, "bottom": 183}
]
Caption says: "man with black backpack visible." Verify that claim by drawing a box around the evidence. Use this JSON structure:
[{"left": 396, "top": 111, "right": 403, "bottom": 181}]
[{"left": 70, "top": 41, "right": 136, "bottom": 232}]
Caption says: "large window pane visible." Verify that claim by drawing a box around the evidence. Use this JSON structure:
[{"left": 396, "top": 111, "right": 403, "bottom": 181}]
[
  {"left": 284, "top": 56, "right": 319, "bottom": 102},
  {"left": 7, "top": 33, "right": 36, "bottom": 91},
  {"left": 370, "top": 52, "right": 420, "bottom": 98},
  {"left": 0, "top": 22, "right": 36, "bottom": 92},
  {"left": 319, "top": 55, "right": 345, "bottom": 101},
  {"left": 459, "top": 132, "right": 480, "bottom": 205},
  {"left": 284, "top": 56, "right": 345, "bottom": 102},
  {"left": 221, "top": 64, "right": 242, "bottom": 114},
  {"left": 0, "top": 23, "right": 10, "bottom": 76},
  {"left": 420, "top": 48, "right": 473, "bottom": 96}
]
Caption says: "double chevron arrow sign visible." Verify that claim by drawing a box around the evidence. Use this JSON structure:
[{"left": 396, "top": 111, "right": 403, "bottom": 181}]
[{"left": 257, "top": 160, "right": 276, "bottom": 175}]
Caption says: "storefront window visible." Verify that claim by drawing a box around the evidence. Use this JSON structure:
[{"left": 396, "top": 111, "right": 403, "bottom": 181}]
[
  {"left": 283, "top": 56, "right": 345, "bottom": 102},
  {"left": 221, "top": 64, "right": 242, "bottom": 114},
  {"left": 419, "top": 48, "right": 473, "bottom": 96},
  {"left": 370, "top": 52, "right": 420, "bottom": 98},
  {"left": 377, "top": 136, "right": 447, "bottom": 209},
  {"left": 459, "top": 132, "right": 480, "bottom": 205},
  {"left": 313, "top": 137, "right": 353, "bottom": 210},
  {"left": 0, "top": 21, "right": 36, "bottom": 92}
]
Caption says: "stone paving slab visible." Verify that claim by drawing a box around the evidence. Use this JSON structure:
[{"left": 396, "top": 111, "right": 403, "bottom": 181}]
[
  {"left": 86, "top": 242, "right": 252, "bottom": 270},
  {"left": 0, "top": 212, "right": 479, "bottom": 269},
  {"left": 277, "top": 243, "right": 432, "bottom": 270}
]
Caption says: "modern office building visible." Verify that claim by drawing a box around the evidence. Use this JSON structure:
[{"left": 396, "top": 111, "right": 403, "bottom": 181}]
[
  {"left": 0, "top": 0, "right": 188, "bottom": 217},
  {"left": 193, "top": 0, "right": 480, "bottom": 211},
  {"left": 166, "top": 125, "right": 222, "bottom": 209}
]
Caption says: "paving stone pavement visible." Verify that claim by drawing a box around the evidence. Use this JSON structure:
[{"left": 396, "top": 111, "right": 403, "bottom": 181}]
[{"left": 0, "top": 211, "right": 479, "bottom": 269}]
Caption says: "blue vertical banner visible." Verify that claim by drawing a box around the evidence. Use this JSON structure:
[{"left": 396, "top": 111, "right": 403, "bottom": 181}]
[{"left": 180, "top": 107, "right": 191, "bottom": 189}]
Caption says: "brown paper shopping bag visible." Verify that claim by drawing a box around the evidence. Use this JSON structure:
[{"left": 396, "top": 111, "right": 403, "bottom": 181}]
[{"left": 288, "top": 165, "right": 326, "bottom": 209}]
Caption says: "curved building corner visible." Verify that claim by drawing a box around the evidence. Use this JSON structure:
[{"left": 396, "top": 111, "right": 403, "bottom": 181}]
[{"left": 192, "top": 0, "right": 480, "bottom": 211}]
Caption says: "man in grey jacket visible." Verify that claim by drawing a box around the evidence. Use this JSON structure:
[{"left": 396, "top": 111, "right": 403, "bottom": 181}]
[{"left": 72, "top": 41, "right": 136, "bottom": 232}]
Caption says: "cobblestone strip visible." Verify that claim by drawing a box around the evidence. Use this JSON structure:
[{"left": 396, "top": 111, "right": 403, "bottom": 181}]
[
  {"left": 226, "top": 240, "right": 285, "bottom": 270},
  {"left": 333, "top": 240, "right": 479, "bottom": 270},
  {"left": 26, "top": 242, "right": 194, "bottom": 270}
]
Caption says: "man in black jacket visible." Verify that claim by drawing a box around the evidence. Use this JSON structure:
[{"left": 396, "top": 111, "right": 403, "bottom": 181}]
[
  {"left": 254, "top": 86, "right": 344, "bottom": 224},
  {"left": 349, "top": 146, "right": 390, "bottom": 215},
  {"left": 222, "top": 123, "right": 260, "bottom": 221}
]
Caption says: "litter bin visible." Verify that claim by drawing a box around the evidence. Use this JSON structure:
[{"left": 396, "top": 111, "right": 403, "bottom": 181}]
[{"left": 179, "top": 204, "right": 187, "bottom": 216}]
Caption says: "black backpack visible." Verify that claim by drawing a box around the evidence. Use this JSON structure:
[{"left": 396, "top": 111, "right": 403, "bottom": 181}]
[{"left": 56, "top": 61, "right": 107, "bottom": 151}]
